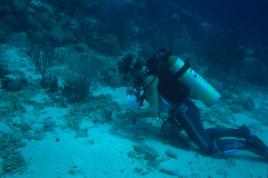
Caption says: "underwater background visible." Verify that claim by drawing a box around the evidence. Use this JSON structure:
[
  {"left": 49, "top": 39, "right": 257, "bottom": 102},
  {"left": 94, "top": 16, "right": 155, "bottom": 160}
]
[{"left": 0, "top": 0, "right": 268, "bottom": 177}]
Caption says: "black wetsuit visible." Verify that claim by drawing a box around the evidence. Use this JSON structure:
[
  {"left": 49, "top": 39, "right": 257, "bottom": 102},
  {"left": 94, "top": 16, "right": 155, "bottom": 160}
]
[{"left": 151, "top": 68, "right": 268, "bottom": 157}]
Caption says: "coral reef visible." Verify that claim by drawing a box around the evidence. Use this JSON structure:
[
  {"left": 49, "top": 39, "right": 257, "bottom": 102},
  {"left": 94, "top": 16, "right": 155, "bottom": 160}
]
[
  {"left": 0, "top": 134, "right": 25, "bottom": 156},
  {"left": 128, "top": 142, "right": 163, "bottom": 176},
  {"left": 63, "top": 77, "right": 89, "bottom": 103},
  {"left": 2, "top": 73, "right": 28, "bottom": 92},
  {"left": 40, "top": 74, "right": 58, "bottom": 92},
  {"left": 0, "top": 0, "right": 266, "bottom": 87},
  {"left": 67, "top": 52, "right": 104, "bottom": 86},
  {"left": 0, "top": 133, "right": 26, "bottom": 175},
  {"left": 22, "top": 43, "right": 62, "bottom": 78},
  {"left": 2, "top": 152, "right": 27, "bottom": 175}
]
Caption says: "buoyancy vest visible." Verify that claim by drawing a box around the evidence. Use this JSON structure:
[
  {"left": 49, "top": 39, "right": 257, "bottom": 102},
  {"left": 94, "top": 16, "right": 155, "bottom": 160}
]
[{"left": 145, "top": 49, "right": 190, "bottom": 106}]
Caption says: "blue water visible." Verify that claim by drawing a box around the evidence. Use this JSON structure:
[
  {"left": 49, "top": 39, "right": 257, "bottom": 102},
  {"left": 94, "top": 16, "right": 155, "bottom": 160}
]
[{"left": 174, "top": 0, "right": 268, "bottom": 45}]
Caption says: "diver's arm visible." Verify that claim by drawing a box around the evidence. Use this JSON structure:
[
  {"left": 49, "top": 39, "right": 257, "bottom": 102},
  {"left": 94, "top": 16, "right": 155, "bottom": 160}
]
[{"left": 134, "top": 76, "right": 160, "bottom": 119}]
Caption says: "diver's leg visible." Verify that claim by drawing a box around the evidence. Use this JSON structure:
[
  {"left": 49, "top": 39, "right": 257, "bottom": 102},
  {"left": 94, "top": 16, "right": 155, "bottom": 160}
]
[
  {"left": 174, "top": 99, "right": 214, "bottom": 153},
  {"left": 207, "top": 126, "right": 268, "bottom": 159},
  {"left": 173, "top": 99, "right": 268, "bottom": 159},
  {"left": 206, "top": 125, "right": 251, "bottom": 139},
  {"left": 213, "top": 139, "right": 246, "bottom": 156},
  {"left": 160, "top": 115, "right": 189, "bottom": 147},
  {"left": 214, "top": 137, "right": 268, "bottom": 159}
]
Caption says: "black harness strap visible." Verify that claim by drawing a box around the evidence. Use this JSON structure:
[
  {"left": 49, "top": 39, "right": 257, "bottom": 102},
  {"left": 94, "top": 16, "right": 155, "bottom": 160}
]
[{"left": 175, "top": 60, "right": 191, "bottom": 79}]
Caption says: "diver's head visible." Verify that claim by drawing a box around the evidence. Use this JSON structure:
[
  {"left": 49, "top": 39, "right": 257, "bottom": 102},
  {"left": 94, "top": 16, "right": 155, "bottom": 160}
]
[{"left": 118, "top": 54, "right": 146, "bottom": 83}]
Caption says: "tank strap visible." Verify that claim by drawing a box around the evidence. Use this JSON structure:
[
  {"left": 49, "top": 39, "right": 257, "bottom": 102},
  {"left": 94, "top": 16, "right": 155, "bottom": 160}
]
[{"left": 175, "top": 60, "right": 191, "bottom": 78}]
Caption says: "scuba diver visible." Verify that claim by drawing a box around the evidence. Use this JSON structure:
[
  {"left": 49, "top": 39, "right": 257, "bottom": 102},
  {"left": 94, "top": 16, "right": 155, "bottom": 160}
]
[{"left": 118, "top": 49, "right": 268, "bottom": 160}]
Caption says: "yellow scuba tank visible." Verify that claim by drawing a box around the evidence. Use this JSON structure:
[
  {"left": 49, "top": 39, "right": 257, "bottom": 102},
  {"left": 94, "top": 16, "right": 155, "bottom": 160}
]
[{"left": 165, "top": 55, "right": 221, "bottom": 107}]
